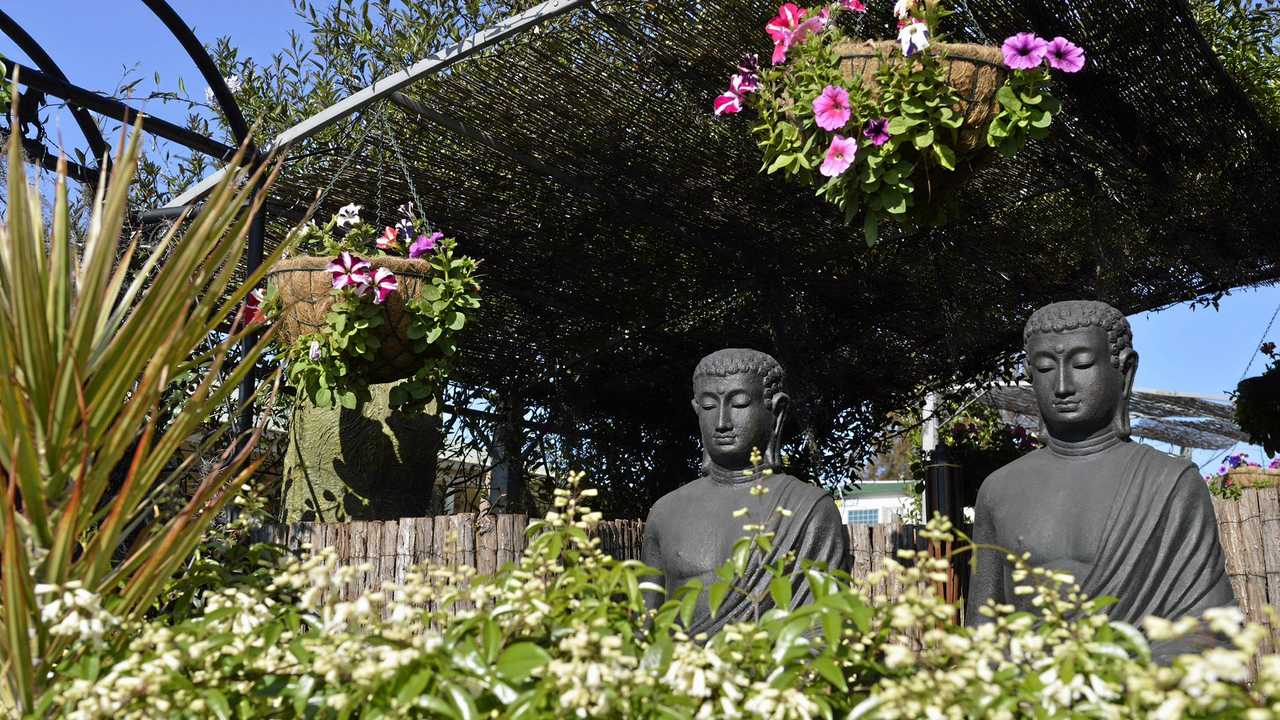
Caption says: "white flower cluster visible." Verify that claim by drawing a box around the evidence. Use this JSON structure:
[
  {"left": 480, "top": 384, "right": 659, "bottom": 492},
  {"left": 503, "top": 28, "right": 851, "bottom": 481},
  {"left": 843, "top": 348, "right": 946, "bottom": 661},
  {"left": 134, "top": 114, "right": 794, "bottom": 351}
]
[
  {"left": 35, "top": 581, "right": 119, "bottom": 648},
  {"left": 40, "top": 488, "right": 1280, "bottom": 719}
]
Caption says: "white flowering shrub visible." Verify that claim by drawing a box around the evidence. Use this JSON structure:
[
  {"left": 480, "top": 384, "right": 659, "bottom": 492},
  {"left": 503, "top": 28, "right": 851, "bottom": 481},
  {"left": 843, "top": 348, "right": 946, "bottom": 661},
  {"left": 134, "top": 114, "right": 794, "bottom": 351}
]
[{"left": 26, "top": 472, "right": 1279, "bottom": 719}]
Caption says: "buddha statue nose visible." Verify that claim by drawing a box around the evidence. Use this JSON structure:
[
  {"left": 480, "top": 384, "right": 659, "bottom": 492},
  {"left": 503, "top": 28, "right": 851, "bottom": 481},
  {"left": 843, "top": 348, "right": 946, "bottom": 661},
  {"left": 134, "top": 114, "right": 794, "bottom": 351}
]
[{"left": 716, "top": 402, "right": 733, "bottom": 431}]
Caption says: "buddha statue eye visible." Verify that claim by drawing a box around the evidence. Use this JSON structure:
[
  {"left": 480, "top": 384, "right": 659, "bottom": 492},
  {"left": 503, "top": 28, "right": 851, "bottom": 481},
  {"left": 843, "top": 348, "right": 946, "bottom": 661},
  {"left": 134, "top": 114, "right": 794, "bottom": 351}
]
[{"left": 1072, "top": 353, "right": 1096, "bottom": 369}]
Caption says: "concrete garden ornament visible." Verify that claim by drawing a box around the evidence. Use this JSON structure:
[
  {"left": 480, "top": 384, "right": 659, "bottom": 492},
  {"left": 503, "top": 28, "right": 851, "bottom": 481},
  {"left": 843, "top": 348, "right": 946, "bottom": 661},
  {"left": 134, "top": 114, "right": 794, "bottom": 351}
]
[
  {"left": 968, "top": 301, "right": 1236, "bottom": 662},
  {"left": 715, "top": 0, "right": 1085, "bottom": 245},
  {"left": 642, "top": 348, "right": 849, "bottom": 636}
]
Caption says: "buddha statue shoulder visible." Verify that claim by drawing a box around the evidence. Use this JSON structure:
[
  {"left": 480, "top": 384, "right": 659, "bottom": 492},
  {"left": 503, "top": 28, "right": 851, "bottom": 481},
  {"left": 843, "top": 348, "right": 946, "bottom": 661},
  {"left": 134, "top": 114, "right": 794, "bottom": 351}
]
[
  {"left": 967, "top": 300, "right": 1236, "bottom": 661},
  {"left": 641, "top": 348, "right": 849, "bottom": 637}
]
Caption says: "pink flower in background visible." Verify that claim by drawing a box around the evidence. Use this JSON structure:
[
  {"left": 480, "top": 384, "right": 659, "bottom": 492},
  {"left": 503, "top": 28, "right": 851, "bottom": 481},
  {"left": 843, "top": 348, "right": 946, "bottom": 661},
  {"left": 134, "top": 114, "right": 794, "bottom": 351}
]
[
  {"left": 378, "top": 226, "right": 401, "bottom": 251},
  {"left": 898, "top": 21, "right": 930, "bottom": 56},
  {"left": 714, "top": 74, "right": 756, "bottom": 115},
  {"left": 1002, "top": 32, "right": 1049, "bottom": 70},
  {"left": 820, "top": 134, "right": 857, "bottom": 177},
  {"left": 327, "top": 252, "right": 372, "bottom": 293},
  {"left": 812, "top": 85, "right": 852, "bottom": 131},
  {"left": 410, "top": 232, "right": 443, "bottom": 259},
  {"left": 1044, "top": 36, "right": 1086, "bottom": 72},
  {"left": 243, "top": 288, "right": 266, "bottom": 325},
  {"left": 863, "top": 117, "right": 891, "bottom": 146},
  {"left": 371, "top": 267, "right": 399, "bottom": 304},
  {"left": 766, "top": 3, "right": 828, "bottom": 64},
  {"left": 1271, "top": 458, "right": 1280, "bottom": 470},
  {"left": 840, "top": 0, "right": 866, "bottom": 11}
]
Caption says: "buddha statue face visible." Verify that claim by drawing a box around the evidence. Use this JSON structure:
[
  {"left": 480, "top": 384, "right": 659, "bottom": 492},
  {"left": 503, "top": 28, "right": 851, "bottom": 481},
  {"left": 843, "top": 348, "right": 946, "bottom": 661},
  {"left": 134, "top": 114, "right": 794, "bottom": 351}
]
[
  {"left": 1024, "top": 301, "right": 1137, "bottom": 443},
  {"left": 693, "top": 372, "right": 775, "bottom": 470}
]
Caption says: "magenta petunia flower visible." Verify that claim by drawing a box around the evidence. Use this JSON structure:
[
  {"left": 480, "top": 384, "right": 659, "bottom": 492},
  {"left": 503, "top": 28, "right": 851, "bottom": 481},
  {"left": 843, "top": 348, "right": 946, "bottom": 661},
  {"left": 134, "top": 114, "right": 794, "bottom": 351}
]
[
  {"left": 863, "top": 117, "right": 891, "bottom": 146},
  {"left": 377, "top": 226, "right": 401, "bottom": 251},
  {"left": 898, "top": 21, "right": 930, "bottom": 56},
  {"left": 840, "top": 0, "right": 866, "bottom": 12},
  {"left": 1044, "top": 36, "right": 1085, "bottom": 73},
  {"left": 820, "top": 134, "right": 857, "bottom": 177},
  {"left": 1002, "top": 32, "right": 1049, "bottom": 70},
  {"left": 714, "top": 74, "right": 757, "bottom": 116},
  {"left": 766, "top": 3, "right": 828, "bottom": 64},
  {"left": 410, "top": 231, "right": 443, "bottom": 259},
  {"left": 327, "top": 251, "right": 373, "bottom": 293},
  {"left": 737, "top": 53, "right": 760, "bottom": 77},
  {"left": 812, "top": 85, "right": 851, "bottom": 131},
  {"left": 371, "top": 267, "right": 398, "bottom": 305}
]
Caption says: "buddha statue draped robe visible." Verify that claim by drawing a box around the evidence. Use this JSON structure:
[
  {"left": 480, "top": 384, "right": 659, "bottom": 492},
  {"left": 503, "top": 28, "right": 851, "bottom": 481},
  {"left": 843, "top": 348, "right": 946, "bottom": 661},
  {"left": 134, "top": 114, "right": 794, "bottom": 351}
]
[
  {"left": 968, "top": 435, "right": 1236, "bottom": 661},
  {"left": 642, "top": 465, "right": 849, "bottom": 637}
]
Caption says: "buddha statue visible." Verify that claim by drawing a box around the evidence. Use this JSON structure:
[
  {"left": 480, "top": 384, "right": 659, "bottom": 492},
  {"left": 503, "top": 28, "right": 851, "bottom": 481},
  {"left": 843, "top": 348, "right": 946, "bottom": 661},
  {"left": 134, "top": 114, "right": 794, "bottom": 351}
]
[
  {"left": 967, "top": 301, "right": 1236, "bottom": 659},
  {"left": 642, "top": 348, "right": 849, "bottom": 636}
]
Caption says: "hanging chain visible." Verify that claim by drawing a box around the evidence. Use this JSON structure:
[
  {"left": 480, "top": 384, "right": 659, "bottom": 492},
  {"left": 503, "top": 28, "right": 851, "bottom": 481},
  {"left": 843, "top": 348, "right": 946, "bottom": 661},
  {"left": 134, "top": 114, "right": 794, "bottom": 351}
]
[
  {"left": 310, "top": 112, "right": 379, "bottom": 213},
  {"left": 384, "top": 109, "right": 426, "bottom": 226}
]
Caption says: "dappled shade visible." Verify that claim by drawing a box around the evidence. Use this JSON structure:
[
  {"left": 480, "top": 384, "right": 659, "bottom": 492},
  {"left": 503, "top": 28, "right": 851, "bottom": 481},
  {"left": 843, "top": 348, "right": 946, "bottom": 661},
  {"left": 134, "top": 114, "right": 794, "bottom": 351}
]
[{"left": 258, "top": 0, "right": 1280, "bottom": 513}]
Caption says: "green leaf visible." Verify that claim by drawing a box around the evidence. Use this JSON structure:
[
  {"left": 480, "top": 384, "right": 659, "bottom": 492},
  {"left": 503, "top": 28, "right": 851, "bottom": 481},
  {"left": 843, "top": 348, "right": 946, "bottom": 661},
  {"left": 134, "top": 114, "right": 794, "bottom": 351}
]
[
  {"left": 448, "top": 312, "right": 466, "bottom": 331},
  {"left": 708, "top": 580, "right": 731, "bottom": 617},
  {"left": 315, "top": 387, "right": 333, "bottom": 407},
  {"left": 933, "top": 143, "right": 956, "bottom": 171},
  {"left": 338, "top": 390, "right": 358, "bottom": 409},
  {"left": 769, "top": 575, "right": 792, "bottom": 608},
  {"left": 863, "top": 214, "right": 879, "bottom": 247},
  {"left": 396, "top": 668, "right": 433, "bottom": 707},
  {"left": 813, "top": 656, "right": 848, "bottom": 691},
  {"left": 1029, "top": 108, "right": 1053, "bottom": 129},
  {"left": 679, "top": 579, "right": 703, "bottom": 628},
  {"left": 886, "top": 116, "right": 912, "bottom": 135},
  {"left": 203, "top": 689, "right": 232, "bottom": 720},
  {"left": 497, "top": 642, "right": 551, "bottom": 683},
  {"left": 997, "top": 84, "right": 1023, "bottom": 111},
  {"left": 913, "top": 129, "right": 934, "bottom": 149},
  {"left": 766, "top": 153, "right": 793, "bottom": 174}
]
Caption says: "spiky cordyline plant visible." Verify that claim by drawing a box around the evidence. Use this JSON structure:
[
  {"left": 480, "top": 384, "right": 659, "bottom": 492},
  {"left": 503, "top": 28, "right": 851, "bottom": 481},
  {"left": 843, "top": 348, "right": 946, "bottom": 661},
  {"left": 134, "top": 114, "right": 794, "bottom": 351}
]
[{"left": 0, "top": 107, "right": 285, "bottom": 712}]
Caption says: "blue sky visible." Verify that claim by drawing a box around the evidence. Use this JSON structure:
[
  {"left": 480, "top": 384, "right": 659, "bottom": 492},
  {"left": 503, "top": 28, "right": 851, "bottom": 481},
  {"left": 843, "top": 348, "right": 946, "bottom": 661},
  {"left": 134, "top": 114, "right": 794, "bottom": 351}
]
[{"left": 6, "top": 2, "right": 1280, "bottom": 471}]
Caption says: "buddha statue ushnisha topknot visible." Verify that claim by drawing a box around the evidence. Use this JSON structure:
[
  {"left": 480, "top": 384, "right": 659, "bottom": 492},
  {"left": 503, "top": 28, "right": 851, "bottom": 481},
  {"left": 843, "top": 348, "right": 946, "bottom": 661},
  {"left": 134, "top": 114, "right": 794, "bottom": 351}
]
[
  {"left": 967, "top": 301, "right": 1236, "bottom": 661},
  {"left": 642, "top": 348, "right": 849, "bottom": 637}
]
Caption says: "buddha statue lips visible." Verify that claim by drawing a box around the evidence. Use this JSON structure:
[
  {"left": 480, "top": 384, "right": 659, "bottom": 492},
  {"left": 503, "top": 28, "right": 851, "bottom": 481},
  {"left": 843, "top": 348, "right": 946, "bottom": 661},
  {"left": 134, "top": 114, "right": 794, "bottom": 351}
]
[
  {"left": 641, "top": 348, "right": 849, "bottom": 637},
  {"left": 967, "top": 300, "right": 1236, "bottom": 662}
]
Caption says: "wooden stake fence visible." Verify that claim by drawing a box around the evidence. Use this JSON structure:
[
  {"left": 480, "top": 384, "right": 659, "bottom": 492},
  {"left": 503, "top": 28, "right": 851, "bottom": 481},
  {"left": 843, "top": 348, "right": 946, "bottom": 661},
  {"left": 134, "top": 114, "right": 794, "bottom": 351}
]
[{"left": 254, "top": 491, "right": 1280, "bottom": 658}]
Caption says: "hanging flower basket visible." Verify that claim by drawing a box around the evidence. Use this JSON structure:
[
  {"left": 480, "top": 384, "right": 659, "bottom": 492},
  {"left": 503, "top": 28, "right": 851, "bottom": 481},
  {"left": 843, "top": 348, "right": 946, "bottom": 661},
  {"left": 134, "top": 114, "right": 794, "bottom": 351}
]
[
  {"left": 829, "top": 40, "right": 1007, "bottom": 152},
  {"left": 715, "top": 0, "right": 1085, "bottom": 245},
  {"left": 267, "top": 255, "right": 434, "bottom": 384},
  {"left": 1235, "top": 359, "right": 1280, "bottom": 457},
  {"left": 242, "top": 202, "right": 481, "bottom": 410}
]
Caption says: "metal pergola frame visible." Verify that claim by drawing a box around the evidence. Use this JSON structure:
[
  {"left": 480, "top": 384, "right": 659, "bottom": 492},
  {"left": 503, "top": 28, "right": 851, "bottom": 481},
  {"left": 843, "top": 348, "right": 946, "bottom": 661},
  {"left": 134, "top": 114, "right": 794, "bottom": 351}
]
[{"left": 2, "top": 0, "right": 588, "bottom": 435}]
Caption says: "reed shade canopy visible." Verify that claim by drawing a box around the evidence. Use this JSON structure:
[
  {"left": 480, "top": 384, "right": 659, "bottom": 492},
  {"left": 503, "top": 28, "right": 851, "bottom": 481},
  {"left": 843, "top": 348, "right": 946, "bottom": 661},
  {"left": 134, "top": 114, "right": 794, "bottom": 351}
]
[{"left": 236, "top": 0, "right": 1280, "bottom": 506}]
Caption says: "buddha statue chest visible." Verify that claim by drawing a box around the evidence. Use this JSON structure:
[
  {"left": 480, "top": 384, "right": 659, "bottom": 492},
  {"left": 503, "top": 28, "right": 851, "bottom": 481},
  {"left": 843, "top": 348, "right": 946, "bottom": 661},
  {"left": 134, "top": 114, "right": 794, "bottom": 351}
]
[{"left": 653, "top": 476, "right": 777, "bottom": 584}]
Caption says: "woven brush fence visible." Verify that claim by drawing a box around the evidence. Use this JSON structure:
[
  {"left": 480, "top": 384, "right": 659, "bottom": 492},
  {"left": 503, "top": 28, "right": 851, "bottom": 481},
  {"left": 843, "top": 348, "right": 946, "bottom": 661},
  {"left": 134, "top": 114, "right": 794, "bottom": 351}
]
[{"left": 256, "top": 493, "right": 1280, "bottom": 652}]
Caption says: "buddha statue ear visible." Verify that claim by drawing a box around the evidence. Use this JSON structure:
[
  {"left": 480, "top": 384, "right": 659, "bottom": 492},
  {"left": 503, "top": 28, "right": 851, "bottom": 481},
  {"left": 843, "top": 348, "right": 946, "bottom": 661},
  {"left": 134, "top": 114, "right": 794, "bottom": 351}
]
[
  {"left": 765, "top": 392, "right": 790, "bottom": 468},
  {"left": 1113, "top": 348, "right": 1138, "bottom": 439},
  {"left": 692, "top": 397, "right": 712, "bottom": 475}
]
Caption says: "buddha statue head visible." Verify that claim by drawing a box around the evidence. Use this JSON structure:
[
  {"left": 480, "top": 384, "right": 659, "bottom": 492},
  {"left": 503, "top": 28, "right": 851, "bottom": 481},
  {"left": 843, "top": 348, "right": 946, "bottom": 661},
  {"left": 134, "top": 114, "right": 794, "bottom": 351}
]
[
  {"left": 692, "top": 348, "right": 789, "bottom": 473},
  {"left": 1023, "top": 300, "right": 1138, "bottom": 443}
]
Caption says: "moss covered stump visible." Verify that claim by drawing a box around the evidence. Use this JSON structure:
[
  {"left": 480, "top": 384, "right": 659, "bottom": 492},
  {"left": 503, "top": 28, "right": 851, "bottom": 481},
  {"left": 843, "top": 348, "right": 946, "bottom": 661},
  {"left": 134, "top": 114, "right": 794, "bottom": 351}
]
[{"left": 282, "top": 381, "right": 441, "bottom": 522}]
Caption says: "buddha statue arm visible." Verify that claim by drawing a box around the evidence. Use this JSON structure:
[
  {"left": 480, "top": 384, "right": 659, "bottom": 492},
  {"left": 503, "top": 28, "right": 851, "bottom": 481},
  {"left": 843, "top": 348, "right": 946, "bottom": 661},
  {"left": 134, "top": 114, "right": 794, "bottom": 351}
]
[
  {"left": 641, "top": 514, "right": 666, "bottom": 611},
  {"left": 966, "top": 488, "right": 1006, "bottom": 626}
]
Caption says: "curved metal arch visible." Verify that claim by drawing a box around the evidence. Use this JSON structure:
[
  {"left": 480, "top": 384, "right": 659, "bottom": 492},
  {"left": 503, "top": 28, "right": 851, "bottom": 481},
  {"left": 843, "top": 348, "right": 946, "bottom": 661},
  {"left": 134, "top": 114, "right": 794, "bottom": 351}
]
[
  {"left": 139, "top": 0, "right": 254, "bottom": 155},
  {"left": 0, "top": 9, "right": 111, "bottom": 173}
]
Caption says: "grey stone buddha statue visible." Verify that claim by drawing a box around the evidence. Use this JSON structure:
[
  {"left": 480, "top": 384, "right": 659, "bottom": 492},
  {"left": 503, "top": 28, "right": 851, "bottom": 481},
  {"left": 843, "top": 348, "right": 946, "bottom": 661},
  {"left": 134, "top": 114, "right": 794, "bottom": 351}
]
[
  {"left": 642, "top": 348, "right": 849, "bottom": 636},
  {"left": 967, "top": 301, "right": 1235, "bottom": 659}
]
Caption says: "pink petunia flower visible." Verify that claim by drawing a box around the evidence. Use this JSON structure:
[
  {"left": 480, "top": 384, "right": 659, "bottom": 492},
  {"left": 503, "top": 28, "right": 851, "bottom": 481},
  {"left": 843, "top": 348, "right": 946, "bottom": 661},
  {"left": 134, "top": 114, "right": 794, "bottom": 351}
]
[
  {"left": 863, "top": 117, "right": 891, "bottom": 146},
  {"left": 327, "top": 251, "right": 373, "bottom": 293},
  {"left": 371, "top": 267, "right": 398, "bottom": 305},
  {"left": 410, "top": 232, "right": 443, "bottom": 259},
  {"left": 243, "top": 288, "right": 266, "bottom": 325},
  {"left": 378, "top": 226, "right": 401, "bottom": 251},
  {"left": 1002, "top": 33, "right": 1049, "bottom": 70},
  {"left": 714, "top": 74, "right": 756, "bottom": 115},
  {"left": 766, "top": 3, "right": 828, "bottom": 65},
  {"left": 812, "top": 85, "right": 852, "bottom": 131},
  {"left": 840, "top": 0, "right": 866, "bottom": 11},
  {"left": 820, "top": 134, "right": 857, "bottom": 177},
  {"left": 898, "top": 21, "right": 930, "bottom": 56},
  {"left": 1044, "top": 36, "right": 1086, "bottom": 72}
]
